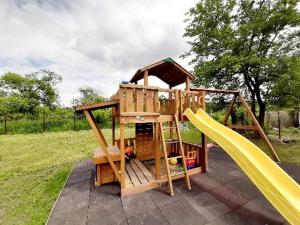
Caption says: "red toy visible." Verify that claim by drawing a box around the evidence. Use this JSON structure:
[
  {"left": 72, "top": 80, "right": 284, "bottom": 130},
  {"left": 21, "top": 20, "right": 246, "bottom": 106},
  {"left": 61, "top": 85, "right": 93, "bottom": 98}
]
[{"left": 185, "top": 151, "right": 196, "bottom": 169}]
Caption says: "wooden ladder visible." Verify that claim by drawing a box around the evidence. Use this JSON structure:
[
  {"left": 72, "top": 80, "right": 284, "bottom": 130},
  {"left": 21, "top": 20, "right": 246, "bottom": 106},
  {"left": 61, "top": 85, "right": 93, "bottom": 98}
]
[{"left": 159, "top": 115, "right": 191, "bottom": 196}]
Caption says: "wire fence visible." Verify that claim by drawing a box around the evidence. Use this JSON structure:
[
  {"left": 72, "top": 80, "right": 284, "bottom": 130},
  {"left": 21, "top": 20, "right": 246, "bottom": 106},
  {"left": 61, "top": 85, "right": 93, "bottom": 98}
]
[{"left": 0, "top": 108, "right": 112, "bottom": 135}]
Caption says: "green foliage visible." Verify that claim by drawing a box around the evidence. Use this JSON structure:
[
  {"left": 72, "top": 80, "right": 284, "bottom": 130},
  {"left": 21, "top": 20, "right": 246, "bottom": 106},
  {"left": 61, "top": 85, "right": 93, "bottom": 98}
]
[
  {"left": 183, "top": 0, "right": 300, "bottom": 124},
  {"left": 72, "top": 86, "right": 105, "bottom": 106},
  {"left": 0, "top": 70, "right": 62, "bottom": 115}
]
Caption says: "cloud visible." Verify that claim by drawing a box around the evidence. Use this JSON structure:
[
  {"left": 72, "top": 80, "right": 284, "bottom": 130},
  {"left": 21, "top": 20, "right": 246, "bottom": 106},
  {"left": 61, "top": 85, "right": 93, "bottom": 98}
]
[{"left": 0, "top": 0, "right": 197, "bottom": 106}]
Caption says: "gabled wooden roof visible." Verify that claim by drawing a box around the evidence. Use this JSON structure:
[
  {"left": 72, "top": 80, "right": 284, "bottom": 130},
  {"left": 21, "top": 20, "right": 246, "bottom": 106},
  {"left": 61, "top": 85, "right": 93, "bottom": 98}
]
[{"left": 130, "top": 58, "right": 194, "bottom": 87}]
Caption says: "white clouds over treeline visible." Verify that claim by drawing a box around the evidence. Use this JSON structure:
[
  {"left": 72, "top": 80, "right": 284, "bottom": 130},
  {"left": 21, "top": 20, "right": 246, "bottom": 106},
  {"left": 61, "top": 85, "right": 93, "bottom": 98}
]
[{"left": 0, "top": 0, "right": 197, "bottom": 105}]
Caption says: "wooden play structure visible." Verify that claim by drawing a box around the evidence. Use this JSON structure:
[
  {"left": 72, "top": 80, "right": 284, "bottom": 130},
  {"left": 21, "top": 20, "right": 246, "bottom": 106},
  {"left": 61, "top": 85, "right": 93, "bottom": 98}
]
[{"left": 75, "top": 58, "right": 279, "bottom": 197}]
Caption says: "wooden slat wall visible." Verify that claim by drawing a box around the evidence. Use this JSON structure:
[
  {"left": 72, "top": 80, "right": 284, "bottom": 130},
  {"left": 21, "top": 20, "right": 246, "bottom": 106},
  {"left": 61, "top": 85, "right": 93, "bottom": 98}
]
[{"left": 118, "top": 86, "right": 159, "bottom": 114}]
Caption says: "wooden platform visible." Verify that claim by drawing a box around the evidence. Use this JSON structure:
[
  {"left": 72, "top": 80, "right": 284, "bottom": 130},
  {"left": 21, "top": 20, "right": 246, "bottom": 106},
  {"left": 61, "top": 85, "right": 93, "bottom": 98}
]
[{"left": 122, "top": 158, "right": 160, "bottom": 196}]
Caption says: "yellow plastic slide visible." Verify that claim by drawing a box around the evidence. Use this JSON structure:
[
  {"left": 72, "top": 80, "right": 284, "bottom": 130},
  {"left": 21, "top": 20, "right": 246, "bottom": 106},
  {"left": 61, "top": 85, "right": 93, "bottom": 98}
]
[{"left": 184, "top": 108, "right": 300, "bottom": 225}]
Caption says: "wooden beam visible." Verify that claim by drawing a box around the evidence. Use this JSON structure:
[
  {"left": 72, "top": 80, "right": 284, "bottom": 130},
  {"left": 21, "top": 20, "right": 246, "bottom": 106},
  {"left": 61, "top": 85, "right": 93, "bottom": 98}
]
[
  {"left": 112, "top": 111, "right": 115, "bottom": 145},
  {"left": 155, "top": 122, "right": 161, "bottom": 180},
  {"left": 186, "top": 77, "right": 191, "bottom": 91},
  {"left": 201, "top": 133, "right": 208, "bottom": 172},
  {"left": 75, "top": 100, "right": 119, "bottom": 111},
  {"left": 120, "top": 123, "right": 125, "bottom": 189},
  {"left": 239, "top": 95, "right": 280, "bottom": 162},
  {"left": 190, "top": 88, "right": 240, "bottom": 94},
  {"left": 144, "top": 70, "right": 149, "bottom": 86},
  {"left": 223, "top": 94, "right": 238, "bottom": 125},
  {"left": 83, "top": 110, "right": 121, "bottom": 182},
  {"left": 119, "top": 83, "right": 159, "bottom": 90}
]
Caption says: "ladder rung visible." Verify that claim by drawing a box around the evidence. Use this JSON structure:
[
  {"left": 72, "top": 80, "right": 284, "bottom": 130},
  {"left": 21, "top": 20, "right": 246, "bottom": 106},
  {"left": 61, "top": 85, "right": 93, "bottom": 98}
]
[
  {"left": 165, "top": 139, "right": 179, "bottom": 144},
  {"left": 168, "top": 156, "right": 183, "bottom": 160},
  {"left": 171, "top": 171, "right": 185, "bottom": 177}
]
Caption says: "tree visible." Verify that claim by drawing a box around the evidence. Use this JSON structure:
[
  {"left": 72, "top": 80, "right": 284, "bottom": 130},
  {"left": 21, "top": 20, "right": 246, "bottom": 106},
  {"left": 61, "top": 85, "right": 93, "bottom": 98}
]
[
  {"left": 183, "top": 0, "right": 300, "bottom": 126},
  {"left": 0, "top": 70, "right": 62, "bottom": 115},
  {"left": 72, "top": 87, "right": 105, "bottom": 106}
]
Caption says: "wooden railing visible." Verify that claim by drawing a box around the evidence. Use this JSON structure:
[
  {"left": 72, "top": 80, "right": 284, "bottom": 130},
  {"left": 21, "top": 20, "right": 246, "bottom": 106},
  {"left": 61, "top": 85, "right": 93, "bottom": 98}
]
[
  {"left": 181, "top": 90, "right": 205, "bottom": 114},
  {"left": 113, "top": 84, "right": 205, "bottom": 117},
  {"left": 167, "top": 141, "right": 203, "bottom": 166}
]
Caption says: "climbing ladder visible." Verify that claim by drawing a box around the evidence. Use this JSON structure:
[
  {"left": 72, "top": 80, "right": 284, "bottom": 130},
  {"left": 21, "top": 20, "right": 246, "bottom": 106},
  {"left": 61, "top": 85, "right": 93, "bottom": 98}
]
[{"left": 159, "top": 115, "right": 191, "bottom": 196}]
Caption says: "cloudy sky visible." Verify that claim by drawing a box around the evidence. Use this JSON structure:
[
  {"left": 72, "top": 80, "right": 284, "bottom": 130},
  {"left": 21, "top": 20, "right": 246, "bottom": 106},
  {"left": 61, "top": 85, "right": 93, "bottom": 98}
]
[{"left": 0, "top": 0, "right": 197, "bottom": 106}]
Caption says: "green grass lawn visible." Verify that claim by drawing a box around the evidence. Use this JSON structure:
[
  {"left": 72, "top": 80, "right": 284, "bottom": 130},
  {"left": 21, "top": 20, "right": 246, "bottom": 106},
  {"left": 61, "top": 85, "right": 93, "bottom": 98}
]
[{"left": 0, "top": 127, "right": 299, "bottom": 225}]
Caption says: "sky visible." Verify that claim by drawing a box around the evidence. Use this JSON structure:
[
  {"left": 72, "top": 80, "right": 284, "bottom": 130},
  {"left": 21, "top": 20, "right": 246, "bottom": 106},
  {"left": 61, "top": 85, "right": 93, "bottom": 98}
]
[{"left": 0, "top": 0, "right": 197, "bottom": 106}]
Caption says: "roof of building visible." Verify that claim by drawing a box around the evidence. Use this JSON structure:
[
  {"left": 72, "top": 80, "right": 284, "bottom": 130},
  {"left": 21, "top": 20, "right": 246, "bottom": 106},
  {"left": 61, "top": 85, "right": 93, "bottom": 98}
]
[{"left": 130, "top": 57, "right": 194, "bottom": 87}]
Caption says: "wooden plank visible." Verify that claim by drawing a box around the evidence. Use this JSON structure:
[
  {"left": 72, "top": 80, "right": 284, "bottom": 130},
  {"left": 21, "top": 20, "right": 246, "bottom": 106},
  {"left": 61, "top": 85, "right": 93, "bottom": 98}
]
[
  {"left": 201, "top": 133, "right": 208, "bottom": 172},
  {"left": 154, "top": 122, "right": 161, "bottom": 180},
  {"left": 202, "top": 91, "right": 206, "bottom": 110},
  {"left": 121, "top": 112, "right": 159, "bottom": 116},
  {"left": 130, "top": 160, "right": 148, "bottom": 184},
  {"left": 120, "top": 83, "right": 159, "bottom": 90},
  {"left": 186, "top": 77, "right": 191, "bottom": 90},
  {"left": 126, "top": 163, "right": 141, "bottom": 186},
  {"left": 145, "top": 90, "right": 154, "bottom": 112},
  {"left": 83, "top": 110, "right": 121, "bottom": 182},
  {"left": 134, "top": 158, "right": 155, "bottom": 182},
  {"left": 190, "top": 87, "right": 240, "bottom": 94},
  {"left": 144, "top": 70, "right": 149, "bottom": 86},
  {"left": 136, "top": 89, "right": 144, "bottom": 112},
  {"left": 223, "top": 94, "right": 237, "bottom": 125},
  {"left": 239, "top": 95, "right": 280, "bottom": 162},
  {"left": 75, "top": 100, "right": 119, "bottom": 111},
  {"left": 112, "top": 113, "right": 115, "bottom": 144},
  {"left": 120, "top": 124, "right": 125, "bottom": 189},
  {"left": 121, "top": 180, "right": 160, "bottom": 197},
  {"left": 125, "top": 170, "right": 133, "bottom": 188},
  {"left": 154, "top": 91, "right": 159, "bottom": 113},
  {"left": 119, "top": 88, "right": 126, "bottom": 113},
  {"left": 192, "top": 93, "right": 196, "bottom": 112},
  {"left": 125, "top": 88, "right": 135, "bottom": 112}
]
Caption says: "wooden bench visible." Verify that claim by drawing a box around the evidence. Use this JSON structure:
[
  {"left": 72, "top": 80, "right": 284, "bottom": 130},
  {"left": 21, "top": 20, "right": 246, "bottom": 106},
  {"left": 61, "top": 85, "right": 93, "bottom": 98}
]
[{"left": 93, "top": 146, "right": 120, "bottom": 186}]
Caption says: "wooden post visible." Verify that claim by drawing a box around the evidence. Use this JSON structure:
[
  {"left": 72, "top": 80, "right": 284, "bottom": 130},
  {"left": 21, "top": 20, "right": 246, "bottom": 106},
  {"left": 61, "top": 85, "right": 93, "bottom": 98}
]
[
  {"left": 112, "top": 114, "right": 116, "bottom": 145},
  {"left": 239, "top": 95, "right": 280, "bottom": 162},
  {"left": 201, "top": 133, "right": 208, "bottom": 172},
  {"left": 200, "top": 91, "right": 208, "bottom": 172},
  {"left": 83, "top": 110, "right": 121, "bottom": 182},
  {"left": 169, "top": 85, "right": 173, "bottom": 139},
  {"left": 223, "top": 94, "right": 237, "bottom": 125},
  {"left": 155, "top": 122, "right": 161, "bottom": 179},
  {"left": 120, "top": 123, "right": 125, "bottom": 189},
  {"left": 186, "top": 77, "right": 191, "bottom": 90},
  {"left": 144, "top": 70, "right": 149, "bottom": 86},
  {"left": 278, "top": 111, "right": 281, "bottom": 140}
]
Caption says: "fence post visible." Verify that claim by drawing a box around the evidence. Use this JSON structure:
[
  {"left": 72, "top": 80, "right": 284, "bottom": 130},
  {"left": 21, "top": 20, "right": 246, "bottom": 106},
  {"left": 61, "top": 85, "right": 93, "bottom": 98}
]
[
  {"left": 4, "top": 115, "right": 7, "bottom": 134},
  {"left": 277, "top": 111, "right": 281, "bottom": 140}
]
